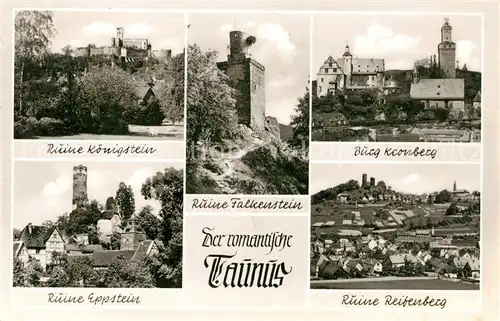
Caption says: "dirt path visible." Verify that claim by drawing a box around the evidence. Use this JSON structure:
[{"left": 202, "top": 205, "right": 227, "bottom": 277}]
[{"left": 212, "top": 139, "right": 264, "bottom": 193}]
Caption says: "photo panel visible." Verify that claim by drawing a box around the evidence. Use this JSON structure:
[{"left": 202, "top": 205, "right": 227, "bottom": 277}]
[
  {"left": 309, "top": 162, "right": 481, "bottom": 310},
  {"left": 185, "top": 12, "right": 310, "bottom": 198},
  {"left": 11, "top": 160, "right": 186, "bottom": 306},
  {"left": 12, "top": 9, "right": 186, "bottom": 160}
]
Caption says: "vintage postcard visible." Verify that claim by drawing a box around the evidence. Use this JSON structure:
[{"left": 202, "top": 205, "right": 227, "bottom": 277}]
[{"left": 0, "top": 1, "right": 498, "bottom": 321}]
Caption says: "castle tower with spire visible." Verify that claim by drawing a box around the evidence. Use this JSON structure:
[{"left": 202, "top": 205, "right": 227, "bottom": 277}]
[{"left": 438, "top": 18, "right": 456, "bottom": 78}]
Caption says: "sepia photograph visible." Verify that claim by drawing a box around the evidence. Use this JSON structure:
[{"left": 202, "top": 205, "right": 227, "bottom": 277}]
[
  {"left": 185, "top": 12, "right": 310, "bottom": 195},
  {"left": 13, "top": 161, "right": 183, "bottom": 288},
  {"left": 310, "top": 163, "right": 480, "bottom": 290},
  {"left": 311, "top": 15, "right": 482, "bottom": 142},
  {"left": 13, "top": 10, "right": 185, "bottom": 140}
]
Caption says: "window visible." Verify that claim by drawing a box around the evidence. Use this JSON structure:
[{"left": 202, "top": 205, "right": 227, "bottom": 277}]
[
  {"left": 437, "top": 85, "right": 441, "bottom": 88},
  {"left": 253, "top": 84, "right": 257, "bottom": 90},
  {"left": 437, "top": 92, "right": 440, "bottom": 96},
  {"left": 321, "top": 77, "right": 324, "bottom": 82},
  {"left": 332, "top": 68, "right": 337, "bottom": 72},
  {"left": 325, "top": 68, "right": 329, "bottom": 73},
  {"left": 36, "top": 249, "right": 40, "bottom": 254},
  {"left": 329, "top": 63, "right": 332, "bottom": 67}
]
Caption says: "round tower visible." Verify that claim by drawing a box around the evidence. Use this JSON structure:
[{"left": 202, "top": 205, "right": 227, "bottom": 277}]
[
  {"left": 229, "top": 30, "right": 257, "bottom": 56},
  {"left": 72, "top": 165, "right": 89, "bottom": 209}
]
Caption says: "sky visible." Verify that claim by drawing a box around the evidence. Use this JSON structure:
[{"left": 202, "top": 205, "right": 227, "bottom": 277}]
[
  {"left": 311, "top": 163, "right": 481, "bottom": 195},
  {"left": 13, "top": 161, "right": 183, "bottom": 229},
  {"left": 46, "top": 10, "right": 185, "bottom": 55},
  {"left": 188, "top": 12, "right": 310, "bottom": 125},
  {"left": 313, "top": 14, "right": 482, "bottom": 73}
]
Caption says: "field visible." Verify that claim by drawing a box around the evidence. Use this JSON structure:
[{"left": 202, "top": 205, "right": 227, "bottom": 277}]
[
  {"left": 311, "top": 203, "right": 471, "bottom": 232},
  {"left": 311, "top": 278, "right": 479, "bottom": 290}
]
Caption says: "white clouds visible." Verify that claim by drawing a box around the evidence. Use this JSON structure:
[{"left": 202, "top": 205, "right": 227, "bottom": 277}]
[
  {"left": 42, "top": 174, "right": 71, "bottom": 197},
  {"left": 354, "top": 24, "right": 421, "bottom": 57},
  {"left": 268, "top": 74, "right": 297, "bottom": 89},
  {"left": 82, "top": 21, "right": 116, "bottom": 37},
  {"left": 155, "top": 38, "right": 184, "bottom": 54},
  {"left": 255, "top": 22, "right": 296, "bottom": 57},
  {"left": 127, "top": 22, "right": 155, "bottom": 36},
  {"left": 82, "top": 21, "right": 154, "bottom": 37},
  {"left": 220, "top": 23, "right": 233, "bottom": 33},
  {"left": 88, "top": 170, "right": 107, "bottom": 192},
  {"left": 127, "top": 167, "right": 155, "bottom": 192},
  {"left": 219, "top": 22, "right": 297, "bottom": 59},
  {"left": 456, "top": 40, "right": 480, "bottom": 70}
]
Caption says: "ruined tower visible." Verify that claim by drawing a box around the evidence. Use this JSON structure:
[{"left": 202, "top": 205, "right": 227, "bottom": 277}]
[
  {"left": 217, "top": 30, "right": 265, "bottom": 131},
  {"left": 438, "top": 18, "right": 456, "bottom": 78},
  {"left": 362, "top": 173, "right": 368, "bottom": 187},
  {"left": 120, "top": 217, "right": 147, "bottom": 251},
  {"left": 72, "top": 165, "right": 89, "bottom": 209},
  {"left": 116, "top": 27, "right": 124, "bottom": 47}
]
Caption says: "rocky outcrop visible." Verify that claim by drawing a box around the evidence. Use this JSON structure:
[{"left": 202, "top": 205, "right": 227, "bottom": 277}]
[{"left": 264, "top": 116, "right": 280, "bottom": 140}]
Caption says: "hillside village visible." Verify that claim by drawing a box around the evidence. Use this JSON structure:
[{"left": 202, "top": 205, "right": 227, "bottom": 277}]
[
  {"left": 312, "top": 18, "right": 481, "bottom": 142},
  {"left": 13, "top": 165, "right": 183, "bottom": 288},
  {"left": 310, "top": 173, "right": 480, "bottom": 288}
]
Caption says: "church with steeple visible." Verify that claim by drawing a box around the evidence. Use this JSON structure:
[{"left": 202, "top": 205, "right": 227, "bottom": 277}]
[{"left": 409, "top": 18, "right": 465, "bottom": 113}]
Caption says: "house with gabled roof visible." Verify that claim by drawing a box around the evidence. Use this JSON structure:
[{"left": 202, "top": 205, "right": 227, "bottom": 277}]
[
  {"left": 19, "top": 223, "right": 66, "bottom": 269},
  {"left": 97, "top": 197, "right": 122, "bottom": 243},
  {"left": 473, "top": 90, "right": 481, "bottom": 109},
  {"left": 13, "top": 241, "right": 29, "bottom": 263}
]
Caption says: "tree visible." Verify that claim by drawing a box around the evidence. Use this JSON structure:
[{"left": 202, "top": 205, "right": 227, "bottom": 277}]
[
  {"left": 115, "top": 182, "right": 135, "bottom": 221},
  {"left": 446, "top": 203, "right": 459, "bottom": 215},
  {"left": 14, "top": 11, "right": 56, "bottom": 114},
  {"left": 289, "top": 92, "right": 309, "bottom": 150},
  {"left": 435, "top": 190, "right": 451, "bottom": 203},
  {"left": 13, "top": 257, "right": 26, "bottom": 286},
  {"left": 78, "top": 65, "right": 139, "bottom": 134},
  {"left": 66, "top": 255, "right": 98, "bottom": 287},
  {"left": 186, "top": 44, "right": 237, "bottom": 162},
  {"left": 46, "top": 266, "right": 69, "bottom": 287},
  {"left": 156, "top": 53, "right": 184, "bottom": 124},
  {"left": 25, "top": 257, "right": 44, "bottom": 287},
  {"left": 110, "top": 232, "right": 121, "bottom": 250},
  {"left": 101, "top": 255, "right": 155, "bottom": 288},
  {"left": 141, "top": 167, "right": 183, "bottom": 288},
  {"left": 376, "top": 181, "right": 387, "bottom": 190},
  {"left": 137, "top": 205, "right": 162, "bottom": 240}
]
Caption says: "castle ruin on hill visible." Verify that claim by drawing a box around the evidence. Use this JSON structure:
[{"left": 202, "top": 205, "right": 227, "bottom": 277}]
[{"left": 72, "top": 27, "right": 172, "bottom": 63}]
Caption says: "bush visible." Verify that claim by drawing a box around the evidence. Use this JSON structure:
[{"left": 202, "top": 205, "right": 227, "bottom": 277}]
[{"left": 14, "top": 116, "right": 70, "bottom": 138}]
